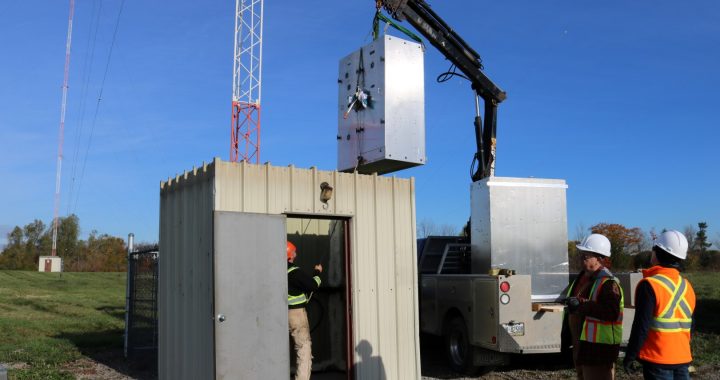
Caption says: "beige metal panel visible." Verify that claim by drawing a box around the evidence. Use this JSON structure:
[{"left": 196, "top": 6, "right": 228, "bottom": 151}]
[
  {"left": 374, "top": 176, "right": 399, "bottom": 380},
  {"left": 241, "top": 162, "right": 269, "bottom": 213},
  {"left": 334, "top": 170, "right": 356, "bottom": 215},
  {"left": 213, "top": 159, "right": 242, "bottom": 212},
  {"left": 351, "top": 173, "right": 380, "bottom": 380},
  {"left": 351, "top": 174, "right": 420, "bottom": 380},
  {"left": 290, "top": 165, "right": 315, "bottom": 213},
  {"left": 214, "top": 160, "right": 358, "bottom": 217},
  {"left": 159, "top": 165, "right": 215, "bottom": 380},
  {"left": 392, "top": 177, "right": 421, "bottom": 376},
  {"left": 268, "top": 165, "right": 291, "bottom": 214}
]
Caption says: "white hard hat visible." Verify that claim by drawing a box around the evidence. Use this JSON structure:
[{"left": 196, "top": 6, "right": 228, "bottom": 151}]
[
  {"left": 654, "top": 230, "right": 689, "bottom": 260},
  {"left": 576, "top": 234, "right": 612, "bottom": 257}
]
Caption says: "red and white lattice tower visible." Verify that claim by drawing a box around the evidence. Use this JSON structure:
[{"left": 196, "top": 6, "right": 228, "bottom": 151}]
[
  {"left": 230, "top": 0, "right": 264, "bottom": 163},
  {"left": 51, "top": 0, "right": 76, "bottom": 256}
]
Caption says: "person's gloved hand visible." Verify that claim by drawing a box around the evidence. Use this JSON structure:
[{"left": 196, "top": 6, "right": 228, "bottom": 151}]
[
  {"left": 623, "top": 357, "right": 638, "bottom": 374},
  {"left": 566, "top": 297, "right": 581, "bottom": 313}
]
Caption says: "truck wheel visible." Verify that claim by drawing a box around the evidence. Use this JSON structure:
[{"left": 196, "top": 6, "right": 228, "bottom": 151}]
[{"left": 444, "top": 316, "right": 481, "bottom": 375}]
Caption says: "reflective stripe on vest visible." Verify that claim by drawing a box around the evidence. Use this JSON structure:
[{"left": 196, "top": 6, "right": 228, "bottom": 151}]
[
  {"left": 638, "top": 266, "right": 695, "bottom": 364},
  {"left": 287, "top": 266, "right": 321, "bottom": 306},
  {"left": 580, "top": 272, "right": 624, "bottom": 345},
  {"left": 645, "top": 274, "right": 692, "bottom": 333}
]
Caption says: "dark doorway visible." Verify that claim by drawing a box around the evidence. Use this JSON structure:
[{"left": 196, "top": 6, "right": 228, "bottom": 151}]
[
  {"left": 287, "top": 217, "right": 352, "bottom": 380},
  {"left": 45, "top": 259, "right": 52, "bottom": 272}
]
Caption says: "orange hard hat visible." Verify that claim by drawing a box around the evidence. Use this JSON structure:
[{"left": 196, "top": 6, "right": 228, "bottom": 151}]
[{"left": 287, "top": 241, "right": 297, "bottom": 260}]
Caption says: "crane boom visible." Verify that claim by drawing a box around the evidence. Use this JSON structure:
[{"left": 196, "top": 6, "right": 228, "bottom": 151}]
[{"left": 379, "top": 0, "right": 506, "bottom": 181}]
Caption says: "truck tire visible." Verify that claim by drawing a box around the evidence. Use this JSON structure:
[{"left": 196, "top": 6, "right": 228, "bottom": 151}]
[{"left": 443, "top": 316, "right": 482, "bottom": 375}]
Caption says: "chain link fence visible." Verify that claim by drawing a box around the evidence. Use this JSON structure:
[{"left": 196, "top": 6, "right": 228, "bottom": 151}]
[{"left": 125, "top": 246, "right": 159, "bottom": 364}]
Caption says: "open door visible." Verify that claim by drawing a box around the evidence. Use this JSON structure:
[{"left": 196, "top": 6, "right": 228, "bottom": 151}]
[
  {"left": 213, "top": 211, "right": 289, "bottom": 380},
  {"left": 287, "top": 217, "right": 351, "bottom": 380}
]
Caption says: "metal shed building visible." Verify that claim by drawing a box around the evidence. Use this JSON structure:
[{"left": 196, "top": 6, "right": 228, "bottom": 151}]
[
  {"left": 159, "top": 158, "right": 420, "bottom": 380},
  {"left": 37, "top": 256, "right": 63, "bottom": 272}
]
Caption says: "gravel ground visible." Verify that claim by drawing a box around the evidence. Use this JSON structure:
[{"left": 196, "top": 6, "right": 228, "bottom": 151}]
[
  {"left": 11, "top": 342, "right": 718, "bottom": 379},
  {"left": 418, "top": 333, "right": 720, "bottom": 380}
]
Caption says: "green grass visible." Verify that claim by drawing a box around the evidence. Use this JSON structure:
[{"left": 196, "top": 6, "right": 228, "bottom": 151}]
[
  {"left": 685, "top": 272, "right": 720, "bottom": 365},
  {"left": 1, "top": 270, "right": 718, "bottom": 379},
  {"left": 0, "top": 271, "right": 126, "bottom": 379}
]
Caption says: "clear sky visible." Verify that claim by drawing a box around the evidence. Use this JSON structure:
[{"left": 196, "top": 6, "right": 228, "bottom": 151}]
[{"left": 1, "top": 1, "right": 718, "bottom": 248}]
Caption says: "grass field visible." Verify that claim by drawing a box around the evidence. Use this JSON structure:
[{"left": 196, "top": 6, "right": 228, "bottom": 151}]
[
  {"left": 1, "top": 270, "right": 719, "bottom": 379},
  {"left": 685, "top": 272, "right": 720, "bottom": 366},
  {"left": 0, "top": 271, "right": 126, "bottom": 379}
]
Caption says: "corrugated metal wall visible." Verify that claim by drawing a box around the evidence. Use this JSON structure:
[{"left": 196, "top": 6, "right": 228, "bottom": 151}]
[
  {"left": 160, "top": 159, "right": 420, "bottom": 379},
  {"left": 159, "top": 163, "right": 215, "bottom": 380}
]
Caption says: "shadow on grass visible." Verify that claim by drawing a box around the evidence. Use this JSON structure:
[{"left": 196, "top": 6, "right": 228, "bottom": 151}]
[
  {"left": 694, "top": 299, "right": 720, "bottom": 335},
  {"left": 55, "top": 330, "right": 157, "bottom": 380},
  {"left": 97, "top": 305, "right": 126, "bottom": 321},
  {"left": 11, "top": 297, "right": 61, "bottom": 314}
]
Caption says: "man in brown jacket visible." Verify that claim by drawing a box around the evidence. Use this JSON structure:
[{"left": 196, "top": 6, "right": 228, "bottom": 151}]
[{"left": 566, "top": 234, "right": 624, "bottom": 380}]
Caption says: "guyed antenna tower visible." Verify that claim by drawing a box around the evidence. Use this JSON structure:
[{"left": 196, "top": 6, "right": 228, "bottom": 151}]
[
  {"left": 51, "top": 0, "right": 76, "bottom": 256},
  {"left": 230, "top": 0, "right": 264, "bottom": 163}
]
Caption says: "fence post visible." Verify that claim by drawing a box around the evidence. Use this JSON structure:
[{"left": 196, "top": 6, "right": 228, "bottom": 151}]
[{"left": 124, "top": 233, "right": 134, "bottom": 358}]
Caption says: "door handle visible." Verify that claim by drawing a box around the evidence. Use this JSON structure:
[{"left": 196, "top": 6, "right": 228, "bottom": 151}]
[{"left": 217, "top": 314, "right": 226, "bottom": 322}]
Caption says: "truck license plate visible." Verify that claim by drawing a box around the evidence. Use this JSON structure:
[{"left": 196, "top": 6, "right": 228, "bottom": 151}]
[{"left": 502, "top": 322, "right": 525, "bottom": 336}]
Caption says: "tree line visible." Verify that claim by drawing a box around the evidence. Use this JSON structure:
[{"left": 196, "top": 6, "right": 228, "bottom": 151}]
[
  {"left": 569, "top": 222, "right": 719, "bottom": 272},
  {"left": 0, "top": 215, "right": 130, "bottom": 272}
]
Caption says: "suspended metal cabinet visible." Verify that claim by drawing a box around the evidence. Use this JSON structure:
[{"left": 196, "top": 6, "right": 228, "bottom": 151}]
[
  {"left": 159, "top": 159, "right": 420, "bottom": 380},
  {"left": 338, "top": 35, "right": 426, "bottom": 175}
]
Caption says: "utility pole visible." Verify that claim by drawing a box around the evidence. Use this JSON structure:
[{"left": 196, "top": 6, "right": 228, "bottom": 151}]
[
  {"left": 230, "top": 0, "right": 264, "bottom": 163},
  {"left": 52, "top": 0, "right": 76, "bottom": 257}
]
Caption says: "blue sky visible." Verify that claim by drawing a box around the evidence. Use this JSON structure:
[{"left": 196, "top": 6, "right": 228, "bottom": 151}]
[{"left": 1, "top": 1, "right": 718, "bottom": 248}]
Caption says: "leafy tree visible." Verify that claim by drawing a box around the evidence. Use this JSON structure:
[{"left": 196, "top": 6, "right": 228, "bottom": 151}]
[
  {"left": 683, "top": 225, "right": 697, "bottom": 251},
  {"left": 54, "top": 214, "right": 80, "bottom": 258},
  {"left": 0, "top": 222, "right": 53, "bottom": 270},
  {"left": 8, "top": 226, "right": 22, "bottom": 246},
  {"left": 0, "top": 226, "right": 25, "bottom": 269},
  {"left": 84, "top": 231, "right": 126, "bottom": 272},
  {"left": 695, "top": 222, "right": 712, "bottom": 253},
  {"left": 693, "top": 222, "right": 716, "bottom": 270}
]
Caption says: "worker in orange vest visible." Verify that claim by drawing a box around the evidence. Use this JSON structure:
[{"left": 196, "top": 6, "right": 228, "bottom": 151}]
[{"left": 623, "top": 230, "right": 696, "bottom": 380}]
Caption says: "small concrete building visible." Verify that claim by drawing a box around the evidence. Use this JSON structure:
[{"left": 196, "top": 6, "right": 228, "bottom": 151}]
[
  {"left": 38, "top": 256, "right": 63, "bottom": 272},
  {"left": 159, "top": 158, "right": 420, "bottom": 380}
]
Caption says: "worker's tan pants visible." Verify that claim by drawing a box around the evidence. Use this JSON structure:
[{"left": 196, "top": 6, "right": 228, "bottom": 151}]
[{"left": 289, "top": 308, "right": 312, "bottom": 380}]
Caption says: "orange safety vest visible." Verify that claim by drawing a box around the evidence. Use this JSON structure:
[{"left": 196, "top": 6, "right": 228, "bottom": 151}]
[{"left": 638, "top": 266, "right": 696, "bottom": 365}]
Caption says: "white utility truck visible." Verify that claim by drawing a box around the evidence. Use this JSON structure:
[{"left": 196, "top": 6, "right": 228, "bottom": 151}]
[{"left": 340, "top": 1, "right": 642, "bottom": 374}]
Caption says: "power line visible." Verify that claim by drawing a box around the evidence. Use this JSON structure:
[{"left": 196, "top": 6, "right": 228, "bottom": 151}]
[
  {"left": 67, "top": 0, "right": 102, "bottom": 215},
  {"left": 72, "top": 0, "right": 126, "bottom": 214}
]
